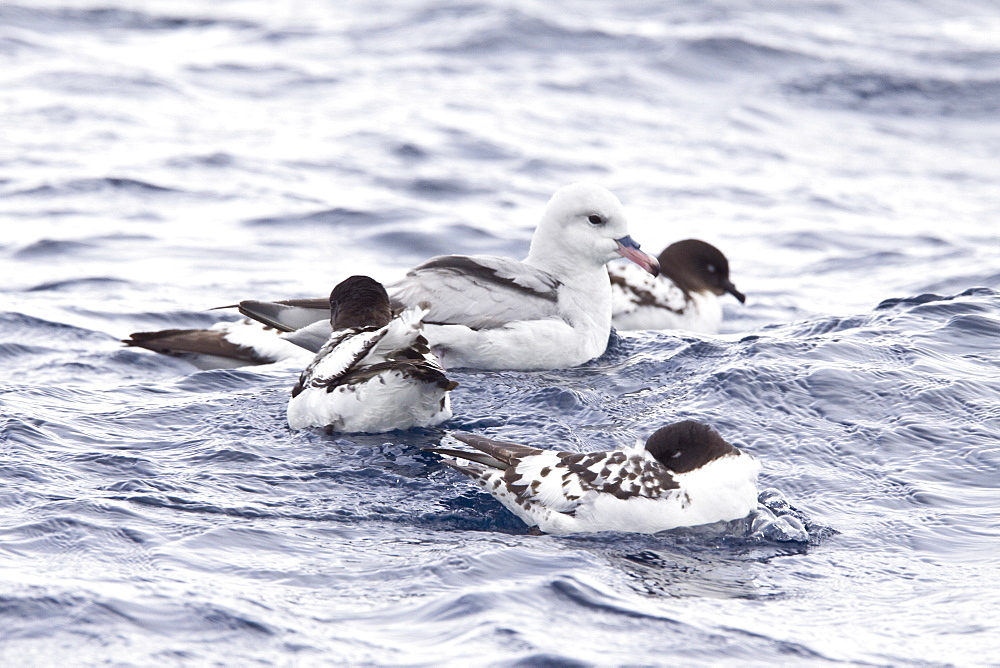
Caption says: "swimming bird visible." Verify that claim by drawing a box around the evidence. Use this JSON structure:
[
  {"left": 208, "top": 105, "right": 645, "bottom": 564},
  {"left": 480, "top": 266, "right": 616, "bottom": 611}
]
[
  {"left": 427, "top": 421, "right": 760, "bottom": 535},
  {"left": 609, "top": 239, "right": 745, "bottom": 333},
  {"left": 238, "top": 182, "right": 660, "bottom": 370},
  {"left": 287, "top": 275, "right": 457, "bottom": 433}
]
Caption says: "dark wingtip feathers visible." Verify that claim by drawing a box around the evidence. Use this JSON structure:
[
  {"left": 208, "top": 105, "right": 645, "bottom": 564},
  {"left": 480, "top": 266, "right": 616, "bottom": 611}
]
[{"left": 424, "top": 446, "right": 509, "bottom": 471}]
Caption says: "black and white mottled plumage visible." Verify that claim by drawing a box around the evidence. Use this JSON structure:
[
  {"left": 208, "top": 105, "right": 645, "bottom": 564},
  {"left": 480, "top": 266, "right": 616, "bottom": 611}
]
[
  {"left": 286, "top": 276, "right": 457, "bottom": 433},
  {"left": 610, "top": 239, "right": 746, "bottom": 333},
  {"left": 239, "top": 183, "right": 661, "bottom": 370},
  {"left": 428, "top": 421, "right": 760, "bottom": 535}
]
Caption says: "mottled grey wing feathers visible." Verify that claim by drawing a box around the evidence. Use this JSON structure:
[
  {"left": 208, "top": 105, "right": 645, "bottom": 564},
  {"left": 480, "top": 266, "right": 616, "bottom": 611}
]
[
  {"left": 390, "top": 255, "right": 562, "bottom": 329},
  {"left": 234, "top": 256, "right": 562, "bottom": 333},
  {"left": 413, "top": 256, "right": 559, "bottom": 301}
]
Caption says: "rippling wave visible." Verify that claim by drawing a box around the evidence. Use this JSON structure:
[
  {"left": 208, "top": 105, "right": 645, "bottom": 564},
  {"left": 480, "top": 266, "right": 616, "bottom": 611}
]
[{"left": 2, "top": 0, "right": 999, "bottom": 664}]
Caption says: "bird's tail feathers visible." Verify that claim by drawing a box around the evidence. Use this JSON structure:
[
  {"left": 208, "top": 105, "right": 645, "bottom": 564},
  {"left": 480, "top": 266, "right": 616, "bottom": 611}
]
[
  {"left": 451, "top": 432, "right": 545, "bottom": 464},
  {"left": 424, "top": 447, "right": 509, "bottom": 470}
]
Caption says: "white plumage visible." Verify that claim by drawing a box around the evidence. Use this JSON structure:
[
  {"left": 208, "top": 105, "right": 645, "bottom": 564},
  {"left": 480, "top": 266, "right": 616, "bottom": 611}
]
[{"left": 239, "top": 182, "right": 661, "bottom": 370}]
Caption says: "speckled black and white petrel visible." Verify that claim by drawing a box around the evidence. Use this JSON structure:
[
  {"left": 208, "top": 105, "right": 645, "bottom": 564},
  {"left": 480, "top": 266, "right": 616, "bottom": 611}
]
[
  {"left": 610, "top": 239, "right": 745, "bottom": 333},
  {"left": 428, "top": 421, "right": 760, "bottom": 535},
  {"left": 237, "top": 183, "right": 661, "bottom": 370},
  {"left": 287, "top": 276, "right": 457, "bottom": 433}
]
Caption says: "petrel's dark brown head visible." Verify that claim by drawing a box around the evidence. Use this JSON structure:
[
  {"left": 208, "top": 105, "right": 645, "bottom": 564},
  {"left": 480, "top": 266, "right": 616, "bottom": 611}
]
[
  {"left": 329, "top": 275, "right": 393, "bottom": 330},
  {"left": 644, "top": 420, "right": 738, "bottom": 473},
  {"left": 659, "top": 239, "right": 745, "bottom": 304}
]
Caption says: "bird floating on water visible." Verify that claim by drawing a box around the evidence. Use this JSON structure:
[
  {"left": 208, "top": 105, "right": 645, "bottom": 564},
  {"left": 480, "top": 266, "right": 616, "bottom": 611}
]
[
  {"left": 287, "top": 275, "right": 457, "bottom": 433},
  {"left": 427, "top": 420, "right": 760, "bottom": 535},
  {"left": 235, "top": 182, "right": 660, "bottom": 370},
  {"left": 610, "top": 239, "right": 745, "bottom": 333},
  {"left": 125, "top": 183, "right": 659, "bottom": 370}
]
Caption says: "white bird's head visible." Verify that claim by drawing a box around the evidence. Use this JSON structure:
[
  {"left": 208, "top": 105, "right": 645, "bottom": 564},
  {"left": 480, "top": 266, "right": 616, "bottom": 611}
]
[{"left": 526, "top": 182, "right": 659, "bottom": 278}]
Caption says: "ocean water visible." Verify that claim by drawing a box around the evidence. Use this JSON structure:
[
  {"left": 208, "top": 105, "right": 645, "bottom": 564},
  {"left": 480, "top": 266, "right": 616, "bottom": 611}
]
[{"left": 2, "top": 0, "right": 1000, "bottom": 665}]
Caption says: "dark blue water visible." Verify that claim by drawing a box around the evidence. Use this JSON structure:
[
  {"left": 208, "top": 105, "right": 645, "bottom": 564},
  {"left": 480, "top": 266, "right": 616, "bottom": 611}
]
[{"left": 2, "top": 1, "right": 1000, "bottom": 664}]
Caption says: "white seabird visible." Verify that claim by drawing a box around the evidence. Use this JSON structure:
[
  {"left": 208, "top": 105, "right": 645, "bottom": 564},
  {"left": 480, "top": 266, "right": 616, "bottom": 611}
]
[
  {"left": 610, "top": 239, "right": 745, "bottom": 333},
  {"left": 287, "top": 275, "right": 457, "bottom": 433},
  {"left": 428, "top": 420, "right": 760, "bottom": 535},
  {"left": 239, "top": 182, "right": 660, "bottom": 370}
]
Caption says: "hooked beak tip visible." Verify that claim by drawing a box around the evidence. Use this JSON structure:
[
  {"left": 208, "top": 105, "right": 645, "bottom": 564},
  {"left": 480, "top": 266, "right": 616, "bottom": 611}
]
[
  {"left": 615, "top": 237, "right": 659, "bottom": 276},
  {"left": 726, "top": 282, "right": 746, "bottom": 304}
]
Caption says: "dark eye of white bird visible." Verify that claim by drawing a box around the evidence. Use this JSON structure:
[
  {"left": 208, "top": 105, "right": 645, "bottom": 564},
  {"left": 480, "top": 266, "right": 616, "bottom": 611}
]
[{"left": 588, "top": 214, "right": 605, "bottom": 225}]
